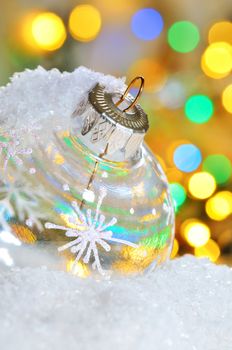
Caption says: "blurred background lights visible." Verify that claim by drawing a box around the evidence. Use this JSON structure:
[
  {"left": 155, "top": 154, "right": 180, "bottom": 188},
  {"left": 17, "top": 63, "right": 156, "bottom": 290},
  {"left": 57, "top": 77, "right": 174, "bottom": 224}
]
[
  {"left": 128, "top": 58, "right": 167, "bottom": 91},
  {"left": 222, "top": 84, "right": 232, "bottom": 114},
  {"left": 206, "top": 191, "right": 232, "bottom": 221},
  {"left": 208, "top": 21, "right": 232, "bottom": 45},
  {"left": 168, "top": 21, "right": 200, "bottom": 53},
  {"left": 173, "top": 144, "right": 202, "bottom": 173},
  {"left": 170, "top": 183, "right": 186, "bottom": 211},
  {"left": 182, "top": 220, "right": 210, "bottom": 247},
  {"left": 203, "top": 154, "right": 232, "bottom": 185},
  {"left": 131, "top": 8, "right": 164, "bottom": 41},
  {"left": 185, "top": 95, "right": 214, "bottom": 124},
  {"left": 201, "top": 42, "right": 232, "bottom": 79},
  {"left": 194, "top": 239, "right": 220, "bottom": 262},
  {"left": 188, "top": 172, "right": 216, "bottom": 199},
  {"left": 89, "top": 29, "right": 138, "bottom": 73},
  {"left": 69, "top": 4, "right": 102, "bottom": 42},
  {"left": 18, "top": 11, "right": 42, "bottom": 53},
  {"left": 158, "top": 79, "right": 186, "bottom": 109},
  {"left": 32, "top": 12, "right": 66, "bottom": 51}
]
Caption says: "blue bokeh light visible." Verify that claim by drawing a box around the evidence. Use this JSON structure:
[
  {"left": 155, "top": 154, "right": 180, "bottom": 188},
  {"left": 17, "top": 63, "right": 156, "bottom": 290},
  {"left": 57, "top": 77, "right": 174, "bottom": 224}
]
[
  {"left": 173, "top": 144, "right": 202, "bottom": 173},
  {"left": 131, "top": 8, "right": 164, "bottom": 41}
]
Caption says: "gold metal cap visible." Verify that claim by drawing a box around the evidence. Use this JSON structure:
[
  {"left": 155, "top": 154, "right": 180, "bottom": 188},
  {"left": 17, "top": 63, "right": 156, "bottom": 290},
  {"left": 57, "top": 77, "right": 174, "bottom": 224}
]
[{"left": 72, "top": 77, "right": 149, "bottom": 161}]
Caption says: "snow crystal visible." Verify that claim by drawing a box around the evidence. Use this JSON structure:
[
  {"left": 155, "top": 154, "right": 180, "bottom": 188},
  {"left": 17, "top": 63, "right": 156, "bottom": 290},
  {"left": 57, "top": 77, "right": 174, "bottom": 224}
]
[
  {"left": 0, "top": 255, "right": 231, "bottom": 350},
  {"left": 0, "top": 66, "right": 126, "bottom": 136}
]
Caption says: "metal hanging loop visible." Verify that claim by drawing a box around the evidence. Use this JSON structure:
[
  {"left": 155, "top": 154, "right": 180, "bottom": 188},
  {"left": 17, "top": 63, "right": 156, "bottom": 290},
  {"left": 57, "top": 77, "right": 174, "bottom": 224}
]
[{"left": 115, "top": 76, "right": 144, "bottom": 113}]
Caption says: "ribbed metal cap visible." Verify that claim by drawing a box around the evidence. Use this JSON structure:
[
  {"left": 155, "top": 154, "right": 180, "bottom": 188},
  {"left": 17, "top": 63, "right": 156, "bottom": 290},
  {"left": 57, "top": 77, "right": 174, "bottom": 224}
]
[{"left": 71, "top": 79, "right": 149, "bottom": 161}]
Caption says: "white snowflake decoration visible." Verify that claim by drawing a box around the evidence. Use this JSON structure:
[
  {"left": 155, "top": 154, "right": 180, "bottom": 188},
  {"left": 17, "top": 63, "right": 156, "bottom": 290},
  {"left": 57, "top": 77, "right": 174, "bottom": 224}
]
[
  {"left": 0, "top": 180, "right": 49, "bottom": 231},
  {"left": 0, "top": 132, "right": 32, "bottom": 171},
  {"left": 45, "top": 188, "right": 138, "bottom": 274}
]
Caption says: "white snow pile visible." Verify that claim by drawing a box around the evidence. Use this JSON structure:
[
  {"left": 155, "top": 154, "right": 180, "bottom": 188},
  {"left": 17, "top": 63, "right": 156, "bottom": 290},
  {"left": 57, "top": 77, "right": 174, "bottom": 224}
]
[
  {"left": 0, "top": 255, "right": 232, "bottom": 350},
  {"left": 0, "top": 66, "right": 125, "bottom": 135}
]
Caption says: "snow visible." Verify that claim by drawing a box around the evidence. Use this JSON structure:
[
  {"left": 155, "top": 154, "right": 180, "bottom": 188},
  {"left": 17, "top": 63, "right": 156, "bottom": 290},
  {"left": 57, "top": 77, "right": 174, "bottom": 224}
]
[
  {"left": 0, "top": 255, "right": 232, "bottom": 350},
  {"left": 0, "top": 66, "right": 126, "bottom": 137}
]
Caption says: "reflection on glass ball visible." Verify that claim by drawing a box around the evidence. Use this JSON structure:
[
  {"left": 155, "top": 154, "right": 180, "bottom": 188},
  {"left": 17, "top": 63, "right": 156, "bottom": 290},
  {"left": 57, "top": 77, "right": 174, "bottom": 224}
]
[{"left": 0, "top": 131, "right": 174, "bottom": 277}]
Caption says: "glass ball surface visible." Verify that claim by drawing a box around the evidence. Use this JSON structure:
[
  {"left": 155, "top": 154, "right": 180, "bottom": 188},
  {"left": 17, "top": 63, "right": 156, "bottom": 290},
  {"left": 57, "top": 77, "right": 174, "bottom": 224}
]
[{"left": 0, "top": 130, "right": 174, "bottom": 277}]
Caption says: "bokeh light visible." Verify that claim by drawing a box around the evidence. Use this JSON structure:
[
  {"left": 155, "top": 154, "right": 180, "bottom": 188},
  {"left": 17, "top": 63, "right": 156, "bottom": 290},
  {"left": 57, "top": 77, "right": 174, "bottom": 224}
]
[
  {"left": 206, "top": 191, "right": 232, "bottom": 221},
  {"left": 173, "top": 144, "right": 202, "bottom": 173},
  {"left": 32, "top": 12, "right": 66, "bottom": 51},
  {"left": 203, "top": 154, "right": 232, "bottom": 185},
  {"left": 188, "top": 172, "right": 216, "bottom": 199},
  {"left": 18, "top": 11, "right": 42, "bottom": 53},
  {"left": 185, "top": 95, "right": 214, "bottom": 124},
  {"left": 131, "top": 8, "right": 164, "bottom": 41},
  {"left": 168, "top": 21, "right": 200, "bottom": 53},
  {"left": 128, "top": 58, "right": 167, "bottom": 91},
  {"left": 222, "top": 84, "right": 232, "bottom": 114},
  {"left": 182, "top": 220, "right": 210, "bottom": 247},
  {"left": 201, "top": 42, "right": 232, "bottom": 79},
  {"left": 170, "top": 183, "right": 186, "bottom": 211},
  {"left": 194, "top": 239, "right": 220, "bottom": 262},
  {"left": 208, "top": 21, "right": 232, "bottom": 45},
  {"left": 69, "top": 5, "right": 102, "bottom": 42},
  {"left": 159, "top": 79, "right": 186, "bottom": 109}
]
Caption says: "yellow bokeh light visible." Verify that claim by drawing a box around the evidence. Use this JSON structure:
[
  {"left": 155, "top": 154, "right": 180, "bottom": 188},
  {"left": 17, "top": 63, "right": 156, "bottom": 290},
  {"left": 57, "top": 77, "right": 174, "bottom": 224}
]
[
  {"left": 69, "top": 5, "right": 102, "bottom": 42},
  {"left": 201, "top": 42, "right": 232, "bottom": 79},
  {"left": 181, "top": 220, "right": 210, "bottom": 247},
  {"left": 208, "top": 21, "right": 232, "bottom": 45},
  {"left": 18, "top": 11, "right": 42, "bottom": 53},
  {"left": 222, "top": 84, "right": 232, "bottom": 114},
  {"left": 206, "top": 191, "right": 232, "bottom": 221},
  {"left": 194, "top": 239, "right": 220, "bottom": 262},
  {"left": 94, "top": 0, "right": 137, "bottom": 17},
  {"left": 201, "top": 55, "right": 226, "bottom": 79},
  {"left": 32, "top": 12, "right": 66, "bottom": 51},
  {"left": 170, "top": 239, "right": 179, "bottom": 258},
  {"left": 128, "top": 58, "right": 167, "bottom": 92},
  {"left": 188, "top": 172, "right": 216, "bottom": 199}
]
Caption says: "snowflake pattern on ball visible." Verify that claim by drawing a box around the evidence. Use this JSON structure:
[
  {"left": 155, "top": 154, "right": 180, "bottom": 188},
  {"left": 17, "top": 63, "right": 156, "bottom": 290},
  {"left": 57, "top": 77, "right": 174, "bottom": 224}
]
[
  {"left": 0, "top": 132, "right": 32, "bottom": 171},
  {"left": 45, "top": 187, "right": 138, "bottom": 274},
  {"left": 0, "top": 180, "right": 49, "bottom": 232}
]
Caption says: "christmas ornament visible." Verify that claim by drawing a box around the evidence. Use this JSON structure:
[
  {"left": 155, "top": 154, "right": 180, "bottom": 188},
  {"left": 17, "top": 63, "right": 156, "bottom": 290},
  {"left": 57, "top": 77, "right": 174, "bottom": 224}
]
[{"left": 0, "top": 67, "right": 174, "bottom": 276}]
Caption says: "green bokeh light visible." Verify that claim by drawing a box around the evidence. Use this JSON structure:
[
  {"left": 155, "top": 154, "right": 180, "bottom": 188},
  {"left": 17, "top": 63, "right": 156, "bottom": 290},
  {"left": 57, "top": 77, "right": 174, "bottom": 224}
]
[
  {"left": 203, "top": 154, "right": 232, "bottom": 185},
  {"left": 185, "top": 94, "right": 214, "bottom": 124},
  {"left": 170, "top": 183, "right": 187, "bottom": 211},
  {"left": 168, "top": 21, "right": 200, "bottom": 53}
]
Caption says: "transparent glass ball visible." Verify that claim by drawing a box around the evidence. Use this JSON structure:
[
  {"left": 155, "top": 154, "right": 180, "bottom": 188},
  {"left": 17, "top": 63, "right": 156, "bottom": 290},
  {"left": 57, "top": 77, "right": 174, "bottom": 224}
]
[{"left": 0, "top": 127, "right": 174, "bottom": 277}]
